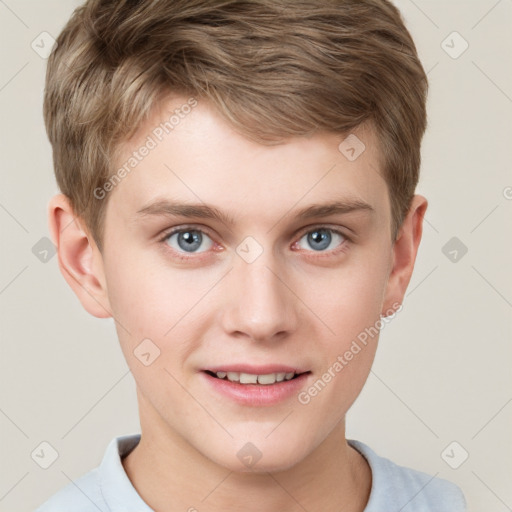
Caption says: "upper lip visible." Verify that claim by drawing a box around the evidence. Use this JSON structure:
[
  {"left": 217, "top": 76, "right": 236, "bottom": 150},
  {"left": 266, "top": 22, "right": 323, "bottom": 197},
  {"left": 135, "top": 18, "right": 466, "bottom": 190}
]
[{"left": 204, "top": 364, "right": 309, "bottom": 375}]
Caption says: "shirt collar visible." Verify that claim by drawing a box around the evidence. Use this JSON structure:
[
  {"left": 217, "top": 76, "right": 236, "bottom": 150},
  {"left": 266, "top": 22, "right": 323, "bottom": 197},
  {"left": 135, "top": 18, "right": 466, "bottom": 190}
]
[{"left": 99, "top": 433, "right": 153, "bottom": 511}]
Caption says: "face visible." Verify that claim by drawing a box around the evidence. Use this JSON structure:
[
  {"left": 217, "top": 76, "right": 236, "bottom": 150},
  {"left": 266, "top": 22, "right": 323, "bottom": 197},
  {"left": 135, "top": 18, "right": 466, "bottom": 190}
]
[{"left": 96, "top": 96, "right": 398, "bottom": 472}]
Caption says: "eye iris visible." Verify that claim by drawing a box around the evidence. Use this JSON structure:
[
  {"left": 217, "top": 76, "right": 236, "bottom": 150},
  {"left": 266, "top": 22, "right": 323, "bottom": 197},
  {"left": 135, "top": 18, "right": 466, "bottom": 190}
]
[
  {"left": 308, "top": 229, "right": 331, "bottom": 251},
  {"left": 178, "top": 230, "right": 202, "bottom": 252}
]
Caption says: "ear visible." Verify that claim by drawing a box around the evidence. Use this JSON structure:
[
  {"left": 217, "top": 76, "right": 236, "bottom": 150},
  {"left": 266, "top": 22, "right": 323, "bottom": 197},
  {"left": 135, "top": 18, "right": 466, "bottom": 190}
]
[
  {"left": 381, "top": 194, "right": 428, "bottom": 315},
  {"left": 48, "top": 193, "right": 112, "bottom": 318}
]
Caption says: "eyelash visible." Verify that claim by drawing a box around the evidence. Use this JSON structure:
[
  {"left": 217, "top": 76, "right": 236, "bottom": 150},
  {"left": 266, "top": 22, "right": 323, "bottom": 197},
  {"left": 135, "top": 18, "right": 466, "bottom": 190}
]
[{"left": 158, "top": 224, "right": 351, "bottom": 262}]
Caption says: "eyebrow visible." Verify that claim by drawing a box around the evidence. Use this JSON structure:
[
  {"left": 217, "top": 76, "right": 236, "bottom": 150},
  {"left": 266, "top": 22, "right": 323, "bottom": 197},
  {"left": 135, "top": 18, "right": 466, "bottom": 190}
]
[{"left": 136, "top": 198, "right": 375, "bottom": 226}]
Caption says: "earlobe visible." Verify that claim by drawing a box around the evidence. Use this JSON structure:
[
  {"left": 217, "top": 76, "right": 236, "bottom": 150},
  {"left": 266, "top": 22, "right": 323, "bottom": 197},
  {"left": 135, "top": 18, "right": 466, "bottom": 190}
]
[
  {"left": 48, "top": 193, "right": 112, "bottom": 319},
  {"left": 381, "top": 194, "right": 428, "bottom": 315}
]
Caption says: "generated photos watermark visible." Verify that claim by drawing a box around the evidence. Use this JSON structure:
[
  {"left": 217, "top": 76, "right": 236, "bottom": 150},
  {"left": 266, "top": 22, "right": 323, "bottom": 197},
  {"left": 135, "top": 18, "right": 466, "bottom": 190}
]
[
  {"left": 93, "top": 97, "right": 198, "bottom": 200},
  {"left": 297, "top": 302, "right": 403, "bottom": 405}
]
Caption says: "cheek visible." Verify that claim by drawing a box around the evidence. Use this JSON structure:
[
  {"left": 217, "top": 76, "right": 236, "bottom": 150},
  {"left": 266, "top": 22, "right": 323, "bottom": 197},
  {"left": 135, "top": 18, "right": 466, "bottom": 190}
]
[
  {"left": 298, "top": 270, "right": 384, "bottom": 420},
  {"left": 104, "top": 249, "right": 192, "bottom": 330},
  {"left": 306, "top": 251, "right": 389, "bottom": 344},
  {"left": 298, "top": 248, "right": 389, "bottom": 404},
  {"left": 103, "top": 252, "right": 218, "bottom": 374},
  {"left": 106, "top": 262, "right": 197, "bottom": 395}
]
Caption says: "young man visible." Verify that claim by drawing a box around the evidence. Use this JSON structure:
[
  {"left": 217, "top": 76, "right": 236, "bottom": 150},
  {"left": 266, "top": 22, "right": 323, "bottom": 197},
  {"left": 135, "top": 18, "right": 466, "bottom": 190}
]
[{"left": 36, "top": 0, "right": 467, "bottom": 510}]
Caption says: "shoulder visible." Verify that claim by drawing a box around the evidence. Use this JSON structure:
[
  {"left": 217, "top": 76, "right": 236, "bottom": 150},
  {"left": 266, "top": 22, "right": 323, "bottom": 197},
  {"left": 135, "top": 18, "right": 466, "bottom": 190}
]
[
  {"left": 34, "top": 467, "right": 106, "bottom": 512},
  {"left": 348, "top": 439, "right": 468, "bottom": 512}
]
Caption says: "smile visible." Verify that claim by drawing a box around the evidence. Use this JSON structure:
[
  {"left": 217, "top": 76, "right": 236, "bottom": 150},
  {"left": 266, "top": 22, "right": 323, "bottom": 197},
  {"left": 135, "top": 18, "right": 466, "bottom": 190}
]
[
  {"left": 201, "top": 367, "right": 312, "bottom": 406},
  {"left": 206, "top": 370, "right": 302, "bottom": 385}
]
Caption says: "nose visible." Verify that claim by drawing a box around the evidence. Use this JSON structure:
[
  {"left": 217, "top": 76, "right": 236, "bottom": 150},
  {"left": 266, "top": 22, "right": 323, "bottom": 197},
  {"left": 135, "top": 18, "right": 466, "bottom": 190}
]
[{"left": 220, "top": 250, "right": 299, "bottom": 344}]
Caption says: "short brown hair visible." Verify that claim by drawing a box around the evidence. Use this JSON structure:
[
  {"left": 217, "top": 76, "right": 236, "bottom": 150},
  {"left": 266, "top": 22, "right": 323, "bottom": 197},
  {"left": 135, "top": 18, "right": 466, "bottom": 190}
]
[{"left": 44, "top": 0, "right": 428, "bottom": 251}]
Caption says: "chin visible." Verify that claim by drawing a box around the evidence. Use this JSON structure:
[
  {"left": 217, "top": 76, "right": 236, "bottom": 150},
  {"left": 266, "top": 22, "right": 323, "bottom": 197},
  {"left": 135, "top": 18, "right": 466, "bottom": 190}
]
[{"left": 208, "top": 437, "right": 312, "bottom": 474}]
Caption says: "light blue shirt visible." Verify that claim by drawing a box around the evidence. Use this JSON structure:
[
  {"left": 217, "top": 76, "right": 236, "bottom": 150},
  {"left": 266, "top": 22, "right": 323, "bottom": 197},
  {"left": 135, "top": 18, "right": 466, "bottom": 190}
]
[{"left": 35, "top": 433, "right": 467, "bottom": 511}]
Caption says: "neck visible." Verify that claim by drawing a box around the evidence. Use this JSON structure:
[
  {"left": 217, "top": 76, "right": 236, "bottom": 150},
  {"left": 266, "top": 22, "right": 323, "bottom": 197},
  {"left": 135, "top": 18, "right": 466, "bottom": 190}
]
[{"left": 122, "top": 392, "right": 371, "bottom": 512}]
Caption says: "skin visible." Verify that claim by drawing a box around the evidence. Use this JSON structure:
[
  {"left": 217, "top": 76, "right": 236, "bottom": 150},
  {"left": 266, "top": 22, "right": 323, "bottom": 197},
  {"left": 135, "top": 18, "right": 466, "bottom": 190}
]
[{"left": 48, "top": 95, "right": 427, "bottom": 512}]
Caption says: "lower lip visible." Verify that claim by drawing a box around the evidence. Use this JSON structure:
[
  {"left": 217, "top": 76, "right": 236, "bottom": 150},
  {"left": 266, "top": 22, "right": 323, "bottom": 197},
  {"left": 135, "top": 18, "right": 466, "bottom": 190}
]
[{"left": 201, "top": 371, "right": 311, "bottom": 406}]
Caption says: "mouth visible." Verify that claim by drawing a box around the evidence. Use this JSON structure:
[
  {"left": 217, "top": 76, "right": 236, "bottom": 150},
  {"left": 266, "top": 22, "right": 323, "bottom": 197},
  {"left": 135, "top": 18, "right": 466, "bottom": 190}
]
[
  {"left": 201, "top": 366, "right": 312, "bottom": 406},
  {"left": 204, "top": 369, "right": 309, "bottom": 385}
]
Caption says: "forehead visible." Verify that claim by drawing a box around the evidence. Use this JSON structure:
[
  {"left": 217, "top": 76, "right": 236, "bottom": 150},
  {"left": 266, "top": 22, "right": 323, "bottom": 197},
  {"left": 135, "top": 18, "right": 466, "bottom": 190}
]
[{"left": 108, "top": 95, "right": 390, "bottom": 229}]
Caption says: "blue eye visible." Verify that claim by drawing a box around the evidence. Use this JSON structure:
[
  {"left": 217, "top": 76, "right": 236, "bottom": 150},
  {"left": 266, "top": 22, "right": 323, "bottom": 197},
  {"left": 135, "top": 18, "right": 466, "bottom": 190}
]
[
  {"left": 160, "top": 225, "right": 349, "bottom": 261},
  {"left": 164, "top": 228, "right": 214, "bottom": 253},
  {"left": 296, "top": 228, "right": 346, "bottom": 252}
]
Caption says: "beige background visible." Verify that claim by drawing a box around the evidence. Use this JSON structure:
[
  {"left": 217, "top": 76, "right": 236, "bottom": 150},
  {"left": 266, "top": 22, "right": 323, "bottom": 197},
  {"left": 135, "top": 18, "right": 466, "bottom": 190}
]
[{"left": 0, "top": 1, "right": 511, "bottom": 511}]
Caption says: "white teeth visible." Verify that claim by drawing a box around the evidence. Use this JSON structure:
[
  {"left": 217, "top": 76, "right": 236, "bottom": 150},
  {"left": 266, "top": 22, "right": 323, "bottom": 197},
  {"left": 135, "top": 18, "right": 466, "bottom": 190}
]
[
  {"left": 214, "top": 371, "right": 298, "bottom": 384},
  {"left": 257, "top": 373, "right": 277, "bottom": 385},
  {"left": 239, "top": 372, "right": 258, "bottom": 384}
]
